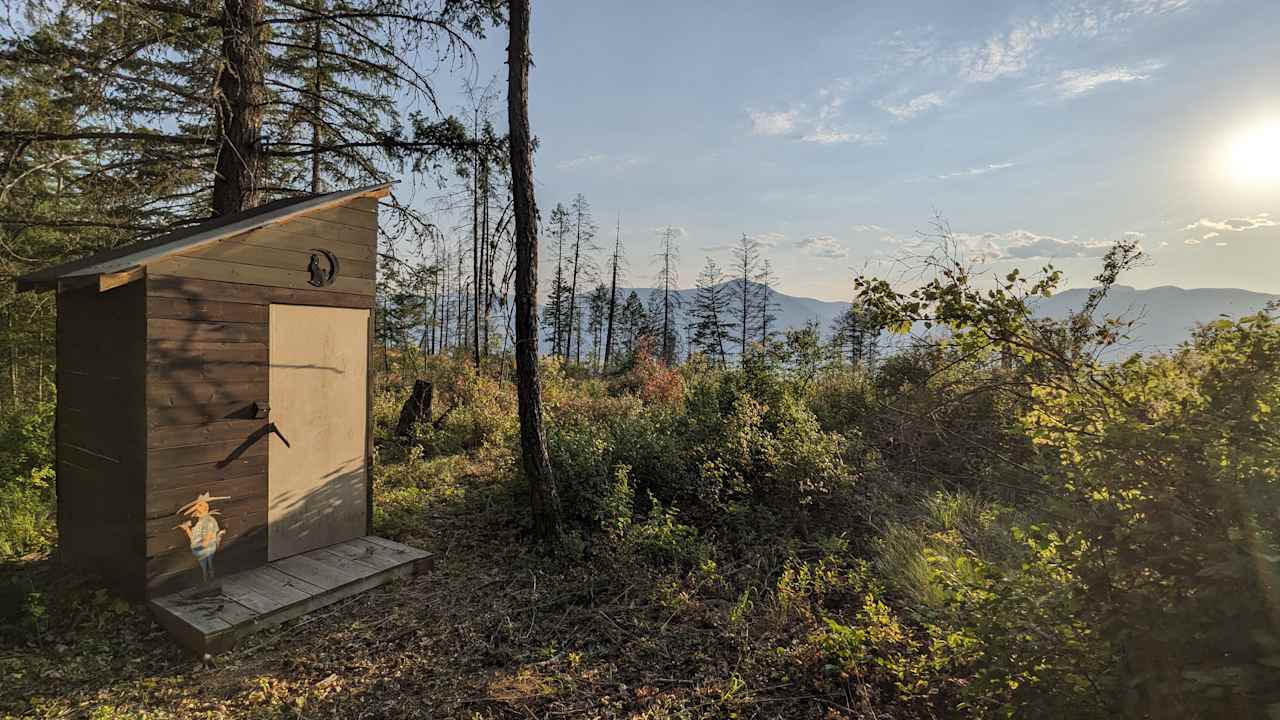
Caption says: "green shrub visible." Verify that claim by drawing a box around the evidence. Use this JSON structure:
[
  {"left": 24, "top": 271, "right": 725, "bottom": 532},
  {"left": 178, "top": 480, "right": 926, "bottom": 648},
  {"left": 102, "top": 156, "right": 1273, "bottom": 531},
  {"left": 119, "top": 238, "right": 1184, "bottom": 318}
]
[
  {"left": 622, "top": 496, "right": 710, "bottom": 567},
  {"left": 0, "top": 399, "right": 55, "bottom": 558},
  {"left": 545, "top": 416, "right": 635, "bottom": 536},
  {"left": 815, "top": 592, "right": 978, "bottom": 709}
]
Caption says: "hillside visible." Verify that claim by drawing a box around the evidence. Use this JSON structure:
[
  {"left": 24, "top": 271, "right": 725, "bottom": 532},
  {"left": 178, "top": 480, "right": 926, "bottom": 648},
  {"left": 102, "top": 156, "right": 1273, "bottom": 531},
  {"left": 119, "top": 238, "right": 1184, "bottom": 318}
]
[{"left": 611, "top": 283, "right": 1279, "bottom": 358}]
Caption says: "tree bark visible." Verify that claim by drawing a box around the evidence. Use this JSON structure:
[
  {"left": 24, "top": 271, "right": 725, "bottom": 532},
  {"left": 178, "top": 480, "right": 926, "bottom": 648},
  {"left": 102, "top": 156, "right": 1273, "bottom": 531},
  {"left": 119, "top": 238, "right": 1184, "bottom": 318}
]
[
  {"left": 603, "top": 214, "right": 620, "bottom": 371},
  {"left": 309, "top": 0, "right": 323, "bottom": 194},
  {"left": 507, "top": 0, "right": 562, "bottom": 542},
  {"left": 472, "top": 112, "right": 481, "bottom": 369},
  {"left": 213, "top": 0, "right": 267, "bottom": 215},
  {"left": 395, "top": 380, "right": 433, "bottom": 441},
  {"left": 568, "top": 220, "right": 581, "bottom": 364}
]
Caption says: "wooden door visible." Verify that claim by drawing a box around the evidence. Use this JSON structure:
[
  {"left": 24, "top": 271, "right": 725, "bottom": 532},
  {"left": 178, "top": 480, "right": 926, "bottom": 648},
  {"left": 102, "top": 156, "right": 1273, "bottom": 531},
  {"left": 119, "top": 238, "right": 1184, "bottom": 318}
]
[{"left": 267, "top": 304, "right": 369, "bottom": 560}]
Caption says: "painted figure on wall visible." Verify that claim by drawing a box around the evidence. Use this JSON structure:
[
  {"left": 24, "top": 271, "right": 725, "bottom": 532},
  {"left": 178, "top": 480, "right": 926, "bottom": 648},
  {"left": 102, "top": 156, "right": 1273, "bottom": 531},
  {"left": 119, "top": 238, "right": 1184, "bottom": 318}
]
[{"left": 174, "top": 492, "right": 230, "bottom": 582}]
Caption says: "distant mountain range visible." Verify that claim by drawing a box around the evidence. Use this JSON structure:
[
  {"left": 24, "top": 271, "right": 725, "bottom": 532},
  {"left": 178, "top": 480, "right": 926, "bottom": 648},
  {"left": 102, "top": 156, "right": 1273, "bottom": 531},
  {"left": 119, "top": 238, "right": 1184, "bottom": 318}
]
[
  {"left": 1032, "top": 285, "right": 1279, "bottom": 356},
  {"left": 609, "top": 284, "right": 1278, "bottom": 359}
]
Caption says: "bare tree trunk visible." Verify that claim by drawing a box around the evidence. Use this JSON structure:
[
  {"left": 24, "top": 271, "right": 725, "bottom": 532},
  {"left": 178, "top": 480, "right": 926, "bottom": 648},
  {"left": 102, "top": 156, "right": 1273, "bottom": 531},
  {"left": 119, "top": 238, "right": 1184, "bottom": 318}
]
[
  {"left": 471, "top": 112, "right": 481, "bottom": 369},
  {"left": 212, "top": 0, "right": 266, "bottom": 215},
  {"left": 507, "top": 0, "right": 562, "bottom": 543},
  {"left": 481, "top": 162, "right": 492, "bottom": 357},
  {"left": 603, "top": 214, "right": 620, "bottom": 371},
  {"left": 309, "top": 0, "right": 323, "bottom": 194},
  {"left": 568, "top": 224, "right": 581, "bottom": 364}
]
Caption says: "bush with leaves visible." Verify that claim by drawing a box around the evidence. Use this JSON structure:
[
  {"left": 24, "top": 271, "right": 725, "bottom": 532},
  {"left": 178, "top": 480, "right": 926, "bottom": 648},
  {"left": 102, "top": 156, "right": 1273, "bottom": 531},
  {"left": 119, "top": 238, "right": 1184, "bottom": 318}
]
[
  {"left": 0, "top": 399, "right": 55, "bottom": 558},
  {"left": 1025, "top": 312, "right": 1280, "bottom": 714}
]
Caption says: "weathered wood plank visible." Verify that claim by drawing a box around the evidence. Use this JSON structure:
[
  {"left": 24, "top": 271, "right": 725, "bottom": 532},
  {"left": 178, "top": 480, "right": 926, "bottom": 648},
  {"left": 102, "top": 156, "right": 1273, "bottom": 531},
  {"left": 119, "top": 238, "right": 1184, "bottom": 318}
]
[
  {"left": 323, "top": 537, "right": 408, "bottom": 571},
  {"left": 149, "top": 435, "right": 268, "bottom": 470},
  {"left": 145, "top": 454, "right": 266, "bottom": 489},
  {"left": 148, "top": 318, "right": 268, "bottom": 344},
  {"left": 308, "top": 203, "right": 377, "bottom": 231},
  {"left": 234, "top": 221, "right": 374, "bottom": 261},
  {"left": 218, "top": 581, "right": 283, "bottom": 616},
  {"left": 148, "top": 419, "right": 269, "bottom": 449},
  {"left": 147, "top": 381, "right": 269, "bottom": 409},
  {"left": 271, "top": 553, "right": 361, "bottom": 591},
  {"left": 146, "top": 296, "right": 269, "bottom": 323},
  {"left": 181, "top": 240, "right": 375, "bottom": 280},
  {"left": 252, "top": 564, "right": 326, "bottom": 595},
  {"left": 149, "top": 256, "right": 374, "bottom": 296},
  {"left": 149, "top": 346, "right": 269, "bottom": 370},
  {"left": 150, "top": 596, "right": 233, "bottom": 638},
  {"left": 147, "top": 535, "right": 424, "bottom": 656},
  {"left": 148, "top": 400, "right": 266, "bottom": 428},
  {"left": 305, "top": 545, "right": 383, "bottom": 577},
  {"left": 147, "top": 472, "right": 266, "bottom": 520},
  {"left": 148, "top": 363, "right": 266, "bottom": 386},
  {"left": 148, "top": 274, "right": 375, "bottom": 309},
  {"left": 232, "top": 566, "right": 317, "bottom": 605}
]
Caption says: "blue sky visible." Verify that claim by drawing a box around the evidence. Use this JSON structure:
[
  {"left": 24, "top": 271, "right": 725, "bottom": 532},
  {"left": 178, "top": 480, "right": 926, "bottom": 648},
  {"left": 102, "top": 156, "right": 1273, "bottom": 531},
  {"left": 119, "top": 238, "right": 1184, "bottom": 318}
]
[{"left": 428, "top": 0, "right": 1280, "bottom": 302}]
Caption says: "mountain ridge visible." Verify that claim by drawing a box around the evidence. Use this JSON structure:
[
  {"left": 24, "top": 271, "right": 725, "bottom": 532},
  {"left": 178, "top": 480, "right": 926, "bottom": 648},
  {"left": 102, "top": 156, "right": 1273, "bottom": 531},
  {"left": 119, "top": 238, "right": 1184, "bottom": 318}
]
[{"left": 603, "top": 283, "right": 1279, "bottom": 357}]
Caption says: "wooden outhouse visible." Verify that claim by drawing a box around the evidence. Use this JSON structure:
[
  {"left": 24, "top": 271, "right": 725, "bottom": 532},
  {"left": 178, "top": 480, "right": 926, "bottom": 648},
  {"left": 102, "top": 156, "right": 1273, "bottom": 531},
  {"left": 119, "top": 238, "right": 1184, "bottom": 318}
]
[{"left": 17, "top": 184, "right": 429, "bottom": 652}]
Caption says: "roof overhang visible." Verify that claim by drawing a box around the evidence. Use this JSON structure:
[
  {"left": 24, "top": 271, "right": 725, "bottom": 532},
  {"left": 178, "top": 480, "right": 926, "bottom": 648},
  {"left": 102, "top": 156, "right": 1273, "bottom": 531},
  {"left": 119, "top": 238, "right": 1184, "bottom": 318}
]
[{"left": 16, "top": 182, "right": 392, "bottom": 293}]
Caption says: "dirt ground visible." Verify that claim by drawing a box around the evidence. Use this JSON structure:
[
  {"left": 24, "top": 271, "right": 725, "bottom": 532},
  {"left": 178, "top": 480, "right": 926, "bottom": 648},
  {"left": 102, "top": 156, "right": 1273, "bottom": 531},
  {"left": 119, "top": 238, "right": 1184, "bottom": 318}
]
[{"left": 1, "top": 457, "right": 850, "bottom": 720}]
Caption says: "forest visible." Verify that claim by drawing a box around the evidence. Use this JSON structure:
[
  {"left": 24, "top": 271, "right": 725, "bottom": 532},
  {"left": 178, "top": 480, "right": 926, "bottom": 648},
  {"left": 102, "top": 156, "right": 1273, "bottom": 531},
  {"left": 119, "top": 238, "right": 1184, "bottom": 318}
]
[{"left": 2, "top": 0, "right": 1280, "bottom": 718}]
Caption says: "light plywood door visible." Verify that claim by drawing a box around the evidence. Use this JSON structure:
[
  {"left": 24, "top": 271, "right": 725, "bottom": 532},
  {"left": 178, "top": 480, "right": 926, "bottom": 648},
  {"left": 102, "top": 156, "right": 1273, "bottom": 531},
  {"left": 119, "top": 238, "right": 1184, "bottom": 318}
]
[{"left": 268, "top": 304, "right": 369, "bottom": 561}]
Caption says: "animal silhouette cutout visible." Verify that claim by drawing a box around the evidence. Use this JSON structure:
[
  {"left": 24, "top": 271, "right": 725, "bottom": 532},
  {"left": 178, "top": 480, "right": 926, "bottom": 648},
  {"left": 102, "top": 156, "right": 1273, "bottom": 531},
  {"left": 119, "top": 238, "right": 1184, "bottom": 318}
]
[
  {"left": 307, "top": 254, "right": 325, "bottom": 286},
  {"left": 306, "top": 248, "right": 340, "bottom": 287},
  {"left": 174, "top": 492, "right": 230, "bottom": 582}
]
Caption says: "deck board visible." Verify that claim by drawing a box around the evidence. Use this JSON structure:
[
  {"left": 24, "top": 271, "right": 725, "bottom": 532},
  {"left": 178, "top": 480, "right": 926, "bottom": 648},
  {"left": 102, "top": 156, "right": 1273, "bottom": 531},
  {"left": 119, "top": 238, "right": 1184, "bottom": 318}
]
[{"left": 148, "top": 536, "right": 430, "bottom": 654}]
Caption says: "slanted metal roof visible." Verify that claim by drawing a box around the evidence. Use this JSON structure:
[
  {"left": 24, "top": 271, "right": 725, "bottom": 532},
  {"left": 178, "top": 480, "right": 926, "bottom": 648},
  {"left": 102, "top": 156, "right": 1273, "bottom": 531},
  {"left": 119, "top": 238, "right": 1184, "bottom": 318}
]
[{"left": 16, "top": 182, "right": 392, "bottom": 293}]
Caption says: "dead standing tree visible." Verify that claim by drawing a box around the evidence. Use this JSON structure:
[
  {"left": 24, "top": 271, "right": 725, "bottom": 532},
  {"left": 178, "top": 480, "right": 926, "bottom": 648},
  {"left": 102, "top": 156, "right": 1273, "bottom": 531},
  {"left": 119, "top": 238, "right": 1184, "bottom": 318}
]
[
  {"left": 602, "top": 213, "right": 624, "bottom": 371},
  {"left": 507, "top": 0, "right": 563, "bottom": 542}
]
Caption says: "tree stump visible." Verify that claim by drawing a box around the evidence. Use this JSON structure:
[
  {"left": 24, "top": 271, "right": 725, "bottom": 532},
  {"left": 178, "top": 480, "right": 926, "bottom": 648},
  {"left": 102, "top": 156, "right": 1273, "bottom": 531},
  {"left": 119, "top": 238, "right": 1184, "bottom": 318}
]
[{"left": 395, "top": 380, "right": 433, "bottom": 441}]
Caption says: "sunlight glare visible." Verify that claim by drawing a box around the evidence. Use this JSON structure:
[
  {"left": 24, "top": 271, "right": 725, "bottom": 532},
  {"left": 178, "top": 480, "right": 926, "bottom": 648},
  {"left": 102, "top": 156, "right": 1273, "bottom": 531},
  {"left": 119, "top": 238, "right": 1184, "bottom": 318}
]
[{"left": 1223, "top": 120, "right": 1280, "bottom": 186}]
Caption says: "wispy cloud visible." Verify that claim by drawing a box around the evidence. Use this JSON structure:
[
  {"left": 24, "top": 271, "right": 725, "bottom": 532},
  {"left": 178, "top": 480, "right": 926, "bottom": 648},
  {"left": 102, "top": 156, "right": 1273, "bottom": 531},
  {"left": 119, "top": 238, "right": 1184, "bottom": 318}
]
[
  {"left": 877, "top": 91, "right": 948, "bottom": 120},
  {"left": 557, "top": 152, "right": 649, "bottom": 172},
  {"left": 935, "top": 162, "right": 1019, "bottom": 181},
  {"left": 747, "top": 80, "right": 879, "bottom": 145},
  {"left": 557, "top": 153, "right": 606, "bottom": 170},
  {"left": 941, "top": 229, "right": 1115, "bottom": 261},
  {"left": 749, "top": 111, "right": 797, "bottom": 137},
  {"left": 701, "top": 231, "right": 784, "bottom": 253},
  {"left": 877, "top": 0, "right": 1192, "bottom": 112},
  {"left": 796, "top": 235, "right": 849, "bottom": 259},
  {"left": 1052, "top": 61, "right": 1164, "bottom": 98},
  {"left": 1184, "top": 213, "right": 1276, "bottom": 233},
  {"left": 1184, "top": 237, "right": 1201, "bottom": 245},
  {"left": 651, "top": 226, "right": 689, "bottom": 241},
  {"left": 850, "top": 224, "right": 888, "bottom": 233}
]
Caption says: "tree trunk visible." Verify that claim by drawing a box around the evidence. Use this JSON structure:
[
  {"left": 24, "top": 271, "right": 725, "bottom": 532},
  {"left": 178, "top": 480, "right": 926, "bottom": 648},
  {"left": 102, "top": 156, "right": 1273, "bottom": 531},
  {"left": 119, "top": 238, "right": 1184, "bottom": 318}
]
[
  {"left": 507, "top": 0, "right": 562, "bottom": 543},
  {"left": 568, "top": 227, "right": 581, "bottom": 364},
  {"left": 309, "top": 0, "right": 323, "bottom": 194},
  {"left": 213, "top": 0, "right": 266, "bottom": 215},
  {"left": 603, "top": 215, "right": 619, "bottom": 371},
  {"left": 395, "top": 380, "right": 433, "bottom": 441},
  {"left": 472, "top": 117, "right": 481, "bottom": 369}
]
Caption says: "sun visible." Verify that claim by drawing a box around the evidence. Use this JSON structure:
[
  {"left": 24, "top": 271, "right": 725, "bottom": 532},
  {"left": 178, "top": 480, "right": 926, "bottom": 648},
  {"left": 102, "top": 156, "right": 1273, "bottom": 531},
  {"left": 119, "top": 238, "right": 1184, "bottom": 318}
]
[{"left": 1222, "top": 120, "right": 1280, "bottom": 186}]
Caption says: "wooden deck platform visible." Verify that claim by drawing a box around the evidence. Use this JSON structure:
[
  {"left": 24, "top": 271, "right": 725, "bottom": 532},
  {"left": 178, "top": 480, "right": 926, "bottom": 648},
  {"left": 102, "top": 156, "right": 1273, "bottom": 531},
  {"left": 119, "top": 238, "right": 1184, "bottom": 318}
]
[{"left": 148, "top": 536, "right": 431, "bottom": 654}]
